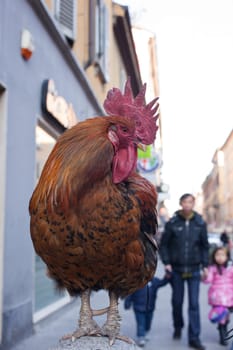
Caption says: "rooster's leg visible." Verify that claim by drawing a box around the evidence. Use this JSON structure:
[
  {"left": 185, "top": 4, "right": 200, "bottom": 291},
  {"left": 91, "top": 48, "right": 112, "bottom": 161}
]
[
  {"left": 101, "top": 291, "right": 134, "bottom": 346},
  {"left": 62, "top": 288, "right": 101, "bottom": 341}
]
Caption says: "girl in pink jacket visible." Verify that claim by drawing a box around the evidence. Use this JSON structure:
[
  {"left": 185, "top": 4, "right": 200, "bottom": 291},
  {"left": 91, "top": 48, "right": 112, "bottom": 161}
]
[{"left": 203, "top": 246, "right": 233, "bottom": 346}]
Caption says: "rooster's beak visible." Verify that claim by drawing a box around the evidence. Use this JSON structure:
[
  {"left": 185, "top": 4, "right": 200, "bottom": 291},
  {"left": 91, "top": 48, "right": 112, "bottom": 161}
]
[{"left": 137, "top": 143, "right": 147, "bottom": 152}]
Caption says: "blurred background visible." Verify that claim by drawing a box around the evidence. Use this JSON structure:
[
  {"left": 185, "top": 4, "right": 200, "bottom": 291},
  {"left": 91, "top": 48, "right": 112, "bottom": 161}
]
[{"left": 0, "top": 0, "right": 232, "bottom": 348}]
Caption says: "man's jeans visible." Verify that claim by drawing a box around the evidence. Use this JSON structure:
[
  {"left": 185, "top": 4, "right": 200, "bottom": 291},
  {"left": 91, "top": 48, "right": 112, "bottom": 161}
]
[
  {"left": 134, "top": 310, "right": 154, "bottom": 337},
  {"left": 171, "top": 270, "right": 201, "bottom": 342}
]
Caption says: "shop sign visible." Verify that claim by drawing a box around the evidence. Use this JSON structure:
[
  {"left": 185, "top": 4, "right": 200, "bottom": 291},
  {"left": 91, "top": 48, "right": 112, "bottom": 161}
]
[
  {"left": 42, "top": 79, "right": 77, "bottom": 128},
  {"left": 137, "top": 145, "right": 161, "bottom": 173}
]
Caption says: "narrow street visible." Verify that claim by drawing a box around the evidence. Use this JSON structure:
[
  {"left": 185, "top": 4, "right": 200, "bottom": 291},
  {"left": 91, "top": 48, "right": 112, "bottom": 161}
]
[
  {"left": 11, "top": 261, "right": 233, "bottom": 350},
  {"left": 121, "top": 261, "right": 233, "bottom": 350}
]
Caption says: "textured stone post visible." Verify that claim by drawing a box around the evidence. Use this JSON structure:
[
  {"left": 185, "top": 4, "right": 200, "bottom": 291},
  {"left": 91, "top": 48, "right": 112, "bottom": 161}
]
[{"left": 49, "top": 336, "right": 140, "bottom": 350}]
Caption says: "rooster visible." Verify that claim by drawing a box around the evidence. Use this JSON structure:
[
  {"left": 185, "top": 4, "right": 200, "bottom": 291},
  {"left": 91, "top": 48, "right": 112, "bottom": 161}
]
[{"left": 29, "top": 78, "right": 159, "bottom": 345}]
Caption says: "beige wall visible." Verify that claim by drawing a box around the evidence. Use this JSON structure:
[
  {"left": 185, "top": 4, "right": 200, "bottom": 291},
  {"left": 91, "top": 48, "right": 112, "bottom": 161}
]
[
  {"left": 86, "top": 36, "right": 127, "bottom": 107},
  {"left": 84, "top": 1, "right": 127, "bottom": 105},
  {"left": 44, "top": 0, "right": 53, "bottom": 11},
  {"left": 44, "top": 0, "right": 129, "bottom": 108},
  {"left": 72, "top": 0, "right": 89, "bottom": 66},
  {"left": 202, "top": 132, "right": 233, "bottom": 232},
  {"left": 202, "top": 166, "right": 219, "bottom": 229}
]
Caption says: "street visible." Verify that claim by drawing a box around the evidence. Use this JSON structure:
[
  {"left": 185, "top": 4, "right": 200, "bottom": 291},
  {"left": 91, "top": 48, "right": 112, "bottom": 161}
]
[
  {"left": 121, "top": 262, "right": 233, "bottom": 350},
  {"left": 11, "top": 261, "right": 233, "bottom": 350}
]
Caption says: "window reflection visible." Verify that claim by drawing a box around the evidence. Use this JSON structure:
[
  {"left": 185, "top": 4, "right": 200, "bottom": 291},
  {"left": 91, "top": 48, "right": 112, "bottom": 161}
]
[{"left": 34, "top": 126, "right": 65, "bottom": 313}]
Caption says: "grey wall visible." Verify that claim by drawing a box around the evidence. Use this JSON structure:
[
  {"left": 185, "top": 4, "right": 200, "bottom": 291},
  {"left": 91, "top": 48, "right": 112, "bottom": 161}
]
[{"left": 0, "top": 0, "right": 104, "bottom": 347}]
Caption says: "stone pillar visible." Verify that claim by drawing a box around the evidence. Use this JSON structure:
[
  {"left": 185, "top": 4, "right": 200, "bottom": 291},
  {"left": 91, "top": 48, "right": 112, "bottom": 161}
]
[{"left": 49, "top": 336, "right": 140, "bottom": 350}]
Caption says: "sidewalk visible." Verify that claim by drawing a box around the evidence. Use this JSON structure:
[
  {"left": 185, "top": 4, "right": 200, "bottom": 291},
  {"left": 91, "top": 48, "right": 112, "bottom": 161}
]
[{"left": 8, "top": 261, "right": 233, "bottom": 350}]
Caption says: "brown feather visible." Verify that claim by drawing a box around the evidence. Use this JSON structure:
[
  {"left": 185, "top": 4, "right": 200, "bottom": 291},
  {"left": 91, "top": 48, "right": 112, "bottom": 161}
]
[{"left": 29, "top": 116, "right": 157, "bottom": 298}]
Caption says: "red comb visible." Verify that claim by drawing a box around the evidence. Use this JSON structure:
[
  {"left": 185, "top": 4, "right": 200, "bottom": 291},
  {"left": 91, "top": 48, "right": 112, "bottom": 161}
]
[{"left": 103, "top": 77, "right": 159, "bottom": 144}]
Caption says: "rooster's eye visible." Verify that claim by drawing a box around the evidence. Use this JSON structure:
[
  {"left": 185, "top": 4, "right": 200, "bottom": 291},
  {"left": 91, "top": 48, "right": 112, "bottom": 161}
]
[{"left": 121, "top": 126, "right": 129, "bottom": 133}]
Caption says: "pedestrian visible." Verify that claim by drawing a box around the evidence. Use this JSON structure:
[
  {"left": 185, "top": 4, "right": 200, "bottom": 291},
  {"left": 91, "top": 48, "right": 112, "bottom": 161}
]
[
  {"left": 159, "top": 193, "right": 209, "bottom": 350},
  {"left": 202, "top": 246, "right": 233, "bottom": 346},
  {"left": 124, "top": 274, "right": 170, "bottom": 347},
  {"left": 220, "top": 231, "right": 229, "bottom": 247}
]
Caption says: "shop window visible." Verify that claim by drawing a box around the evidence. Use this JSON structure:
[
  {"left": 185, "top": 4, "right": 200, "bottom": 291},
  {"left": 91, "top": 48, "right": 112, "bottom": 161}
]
[
  {"left": 89, "top": 0, "right": 109, "bottom": 83},
  {"left": 34, "top": 126, "right": 68, "bottom": 320},
  {"left": 55, "top": 0, "right": 77, "bottom": 46}
]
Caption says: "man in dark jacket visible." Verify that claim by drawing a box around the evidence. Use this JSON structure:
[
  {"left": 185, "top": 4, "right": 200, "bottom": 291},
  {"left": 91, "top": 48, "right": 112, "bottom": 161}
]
[{"left": 160, "top": 193, "right": 209, "bottom": 350}]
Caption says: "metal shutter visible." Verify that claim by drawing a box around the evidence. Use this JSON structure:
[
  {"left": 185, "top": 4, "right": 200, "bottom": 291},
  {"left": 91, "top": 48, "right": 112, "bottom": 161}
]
[{"left": 55, "top": 0, "right": 76, "bottom": 42}]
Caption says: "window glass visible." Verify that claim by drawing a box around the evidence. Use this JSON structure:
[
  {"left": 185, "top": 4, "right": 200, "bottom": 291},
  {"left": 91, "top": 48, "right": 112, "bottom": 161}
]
[{"left": 34, "top": 126, "right": 66, "bottom": 313}]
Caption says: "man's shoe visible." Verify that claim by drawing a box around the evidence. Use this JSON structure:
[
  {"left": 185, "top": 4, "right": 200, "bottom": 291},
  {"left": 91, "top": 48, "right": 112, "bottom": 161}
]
[
  {"left": 173, "top": 328, "right": 182, "bottom": 339},
  {"left": 189, "top": 339, "right": 206, "bottom": 350}
]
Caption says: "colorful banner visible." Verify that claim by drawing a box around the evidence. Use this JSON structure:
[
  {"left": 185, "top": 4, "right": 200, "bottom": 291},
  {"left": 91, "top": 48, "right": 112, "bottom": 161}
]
[{"left": 137, "top": 146, "right": 161, "bottom": 173}]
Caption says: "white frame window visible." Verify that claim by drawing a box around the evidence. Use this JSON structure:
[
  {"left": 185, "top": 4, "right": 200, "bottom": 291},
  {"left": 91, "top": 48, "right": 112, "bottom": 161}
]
[{"left": 89, "top": 0, "right": 109, "bottom": 83}]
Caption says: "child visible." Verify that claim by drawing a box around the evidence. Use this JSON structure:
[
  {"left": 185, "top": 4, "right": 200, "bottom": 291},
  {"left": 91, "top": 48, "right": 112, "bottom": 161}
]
[
  {"left": 124, "top": 274, "right": 170, "bottom": 347},
  {"left": 202, "top": 246, "right": 233, "bottom": 346}
]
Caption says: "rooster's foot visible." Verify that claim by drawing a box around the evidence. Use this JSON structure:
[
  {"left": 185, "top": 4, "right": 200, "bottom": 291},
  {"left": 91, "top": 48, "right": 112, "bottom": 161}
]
[
  {"left": 108, "top": 334, "right": 135, "bottom": 346},
  {"left": 61, "top": 319, "right": 101, "bottom": 342},
  {"left": 100, "top": 290, "right": 135, "bottom": 346},
  {"left": 114, "top": 334, "right": 135, "bottom": 345},
  {"left": 101, "top": 313, "right": 134, "bottom": 346},
  {"left": 61, "top": 289, "right": 102, "bottom": 342},
  {"left": 101, "top": 325, "right": 135, "bottom": 346}
]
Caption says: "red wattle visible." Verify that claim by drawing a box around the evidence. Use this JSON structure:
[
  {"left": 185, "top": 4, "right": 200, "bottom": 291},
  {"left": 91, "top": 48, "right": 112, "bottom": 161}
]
[{"left": 112, "top": 144, "right": 137, "bottom": 183}]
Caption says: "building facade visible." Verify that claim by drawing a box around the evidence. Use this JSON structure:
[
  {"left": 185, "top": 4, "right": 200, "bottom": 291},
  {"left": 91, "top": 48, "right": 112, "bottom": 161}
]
[
  {"left": 0, "top": 0, "right": 146, "bottom": 347},
  {"left": 221, "top": 130, "right": 233, "bottom": 227},
  {"left": 202, "top": 130, "right": 233, "bottom": 233},
  {"left": 132, "top": 26, "right": 168, "bottom": 232}
]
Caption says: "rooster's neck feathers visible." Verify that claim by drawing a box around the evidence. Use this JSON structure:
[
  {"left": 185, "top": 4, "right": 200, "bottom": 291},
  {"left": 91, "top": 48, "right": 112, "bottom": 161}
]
[{"left": 30, "top": 116, "right": 136, "bottom": 212}]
